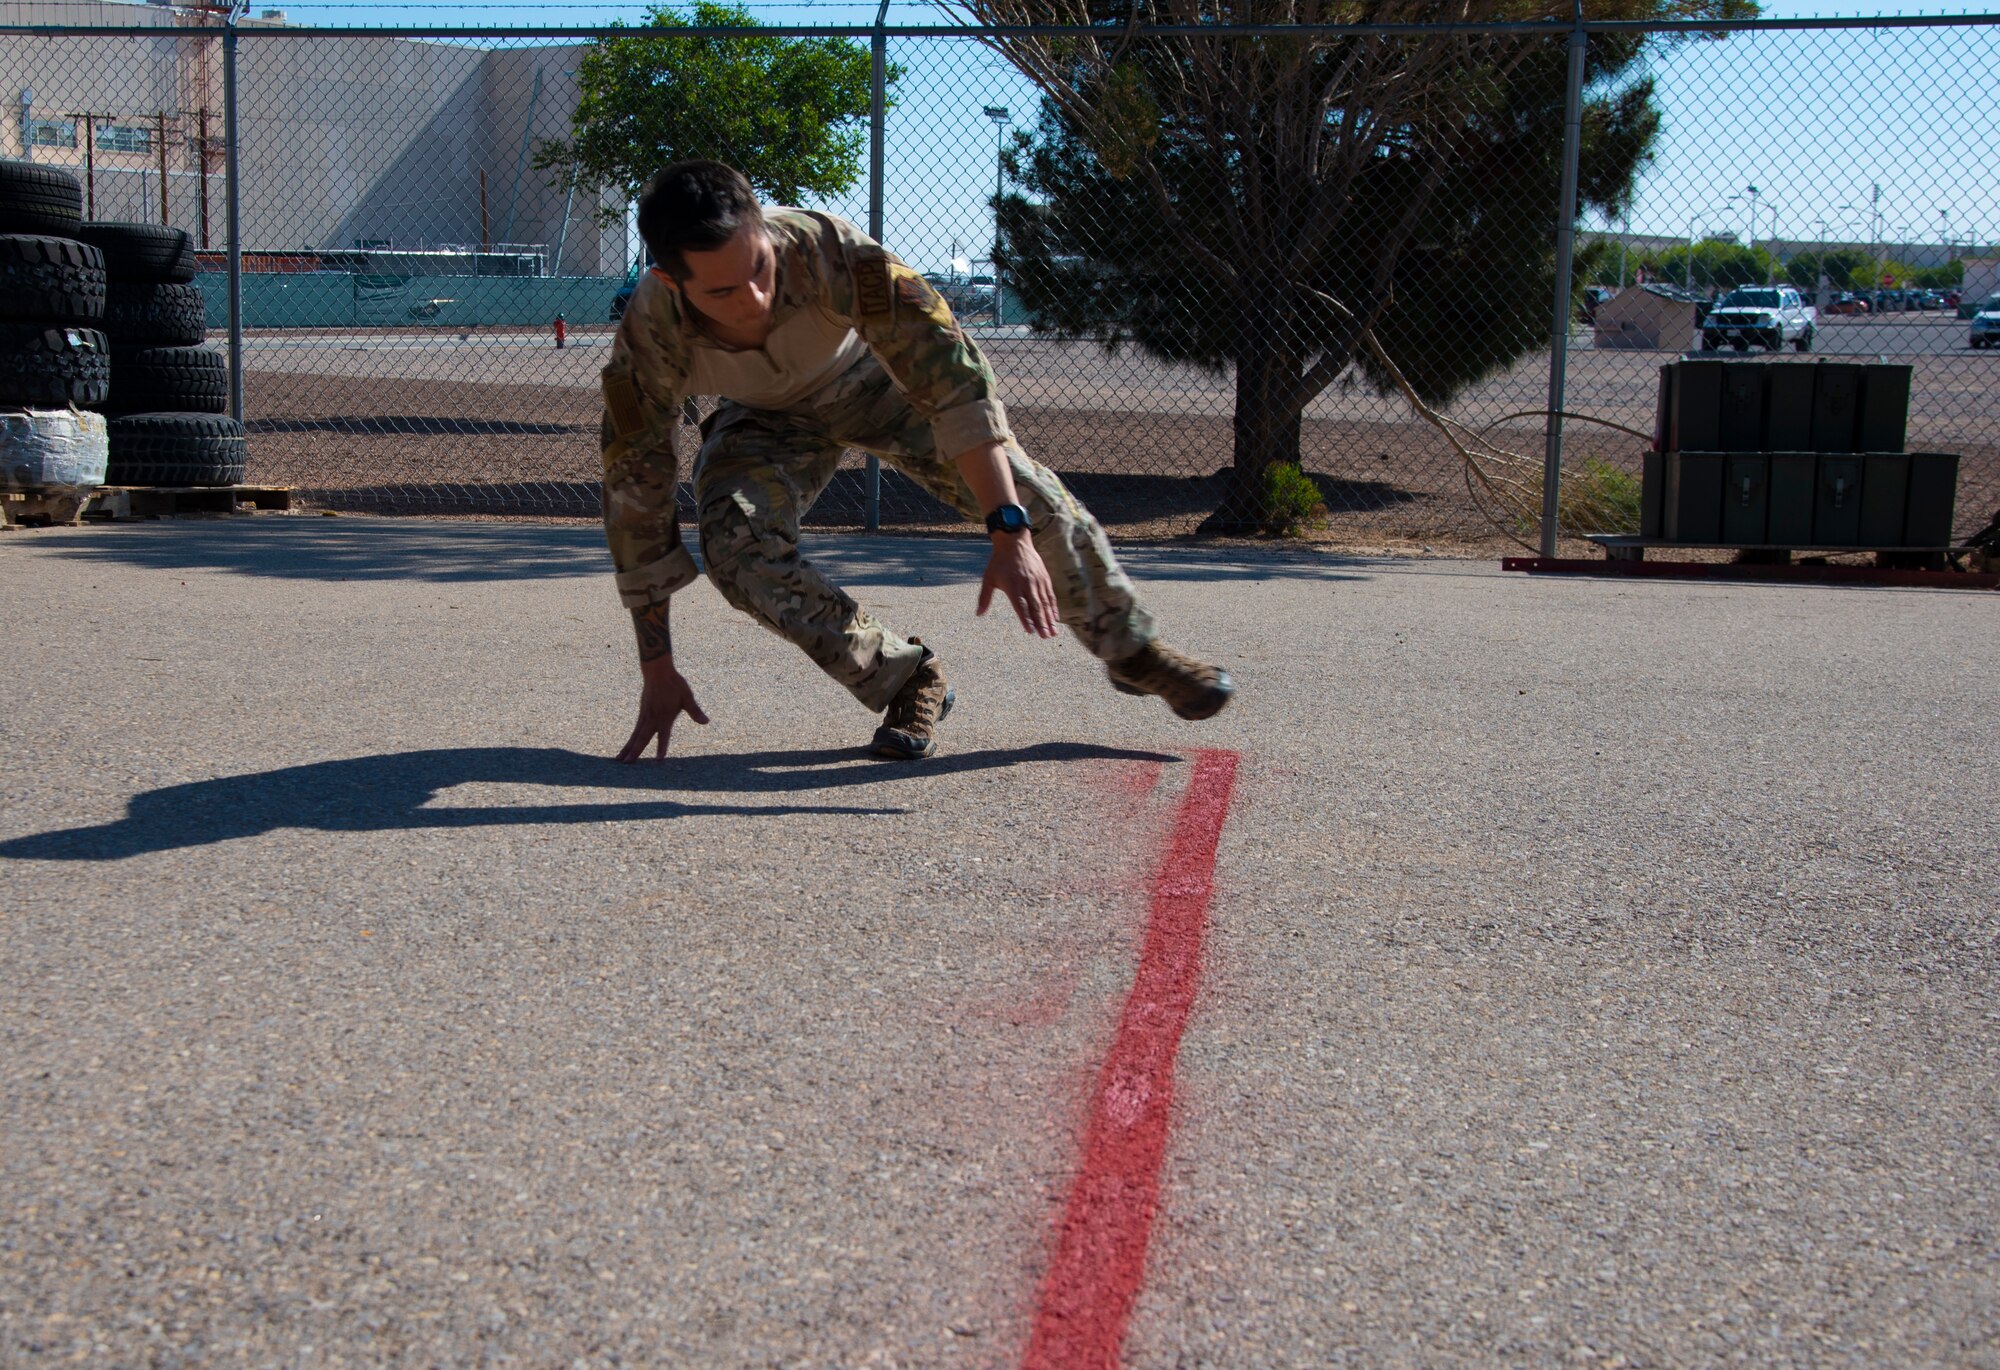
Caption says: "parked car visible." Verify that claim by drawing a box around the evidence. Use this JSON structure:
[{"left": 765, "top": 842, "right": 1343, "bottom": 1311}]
[
  {"left": 609, "top": 261, "right": 643, "bottom": 321},
  {"left": 1701, "top": 285, "right": 1817, "bottom": 352},
  {"left": 921, "top": 273, "right": 995, "bottom": 316},
  {"left": 1823, "top": 292, "right": 1869, "bottom": 316},
  {"left": 1944, "top": 289, "right": 1963, "bottom": 309},
  {"left": 1970, "top": 295, "right": 2000, "bottom": 348}
]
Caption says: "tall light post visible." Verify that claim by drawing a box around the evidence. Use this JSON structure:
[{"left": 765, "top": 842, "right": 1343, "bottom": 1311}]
[
  {"left": 982, "top": 103, "right": 1009, "bottom": 326},
  {"left": 1685, "top": 196, "right": 1743, "bottom": 293},
  {"left": 1870, "top": 182, "right": 1882, "bottom": 293},
  {"left": 1745, "top": 184, "right": 1759, "bottom": 258},
  {"left": 1840, "top": 184, "right": 1884, "bottom": 301},
  {"left": 1812, "top": 217, "right": 1836, "bottom": 308}
]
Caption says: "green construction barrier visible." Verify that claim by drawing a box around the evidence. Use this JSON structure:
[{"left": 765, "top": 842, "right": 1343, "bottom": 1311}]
[{"left": 195, "top": 272, "right": 627, "bottom": 330}]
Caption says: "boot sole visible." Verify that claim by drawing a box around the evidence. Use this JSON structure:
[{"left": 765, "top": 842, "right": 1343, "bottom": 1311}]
[
  {"left": 1109, "top": 668, "right": 1235, "bottom": 721},
  {"left": 871, "top": 688, "right": 955, "bottom": 759}
]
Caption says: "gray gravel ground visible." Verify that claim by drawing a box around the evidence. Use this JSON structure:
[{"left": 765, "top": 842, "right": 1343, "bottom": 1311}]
[{"left": 1, "top": 517, "right": 1994, "bottom": 1368}]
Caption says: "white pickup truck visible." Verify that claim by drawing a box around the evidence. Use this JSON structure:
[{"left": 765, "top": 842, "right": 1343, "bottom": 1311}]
[{"left": 1700, "top": 286, "right": 1817, "bottom": 353}]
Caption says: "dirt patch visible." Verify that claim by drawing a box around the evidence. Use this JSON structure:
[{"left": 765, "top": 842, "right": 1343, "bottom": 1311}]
[{"left": 240, "top": 370, "right": 1999, "bottom": 546}]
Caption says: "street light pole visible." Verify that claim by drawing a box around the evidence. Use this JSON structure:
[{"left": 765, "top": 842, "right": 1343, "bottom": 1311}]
[
  {"left": 1870, "top": 181, "right": 1882, "bottom": 299},
  {"left": 1812, "top": 218, "right": 1833, "bottom": 309},
  {"left": 982, "top": 104, "right": 1008, "bottom": 326},
  {"left": 1685, "top": 196, "right": 1743, "bottom": 294}
]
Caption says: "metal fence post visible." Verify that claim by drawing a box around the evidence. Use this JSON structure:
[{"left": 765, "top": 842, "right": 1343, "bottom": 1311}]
[
  {"left": 1540, "top": 11, "right": 1588, "bottom": 557},
  {"left": 223, "top": 11, "right": 244, "bottom": 426},
  {"left": 864, "top": 0, "right": 889, "bottom": 531}
]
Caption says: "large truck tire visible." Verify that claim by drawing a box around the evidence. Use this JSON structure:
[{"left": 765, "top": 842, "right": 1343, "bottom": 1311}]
[
  {"left": 0, "top": 324, "right": 110, "bottom": 408},
  {"left": 102, "top": 280, "right": 207, "bottom": 345},
  {"left": 0, "top": 234, "right": 108, "bottom": 325},
  {"left": 75, "top": 222, "right": 197, "bottom": 284},
  {"left": 104, "top": 344, "right": 228, "bottom": 416},
  {"left": 0, "top": 161, "right": 84, "bottom": 236},
  {"left": 106, "top": 412, "right": 245, "bottom": 487},
  {"left": 0, "top": 407, "right": 109, "bottom": 488}
]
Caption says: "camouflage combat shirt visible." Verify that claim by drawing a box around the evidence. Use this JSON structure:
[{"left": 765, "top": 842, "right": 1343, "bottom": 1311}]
[{"left": 598, "top": 209, "right": 1013, "bottom": 613}]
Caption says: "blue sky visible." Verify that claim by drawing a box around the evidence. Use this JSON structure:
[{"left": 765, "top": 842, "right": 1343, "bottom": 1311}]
[{"left": 233, "top": 1, "right": 1999, "bottom": 270}]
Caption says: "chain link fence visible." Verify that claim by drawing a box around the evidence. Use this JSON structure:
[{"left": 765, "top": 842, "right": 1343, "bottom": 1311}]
[{"left": 4, "top": 12, "right": 1995, "bottom": 548}]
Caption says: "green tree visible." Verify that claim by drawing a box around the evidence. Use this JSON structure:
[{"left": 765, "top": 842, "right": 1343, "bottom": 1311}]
[
  {"left": 534, "top": 1, "right": 890, "bottom": 215},
  {"left": 1783, "top": 247, "right": 1873, "bottom": 291},
  {"left": 938, "top": 0, "right": 1752, "bottom": 528},
  {"left": 1910, "top": 260, "right": 1965, "bottom": 289},
  {"left": 1642, "top": 237, "right": 1776, "bottom": 291}
]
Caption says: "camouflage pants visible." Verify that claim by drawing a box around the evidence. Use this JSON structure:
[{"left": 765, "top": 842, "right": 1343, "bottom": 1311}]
[{"left": 694, "top": 352, "right": 1157, "bottom": 712}]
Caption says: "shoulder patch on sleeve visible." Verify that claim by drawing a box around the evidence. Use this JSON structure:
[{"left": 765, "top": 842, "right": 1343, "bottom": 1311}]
[
  {"left": 852, "top": 247, "right": 895, "bottom": 324},
  {"left": 603, "top": 367, "right": 646, "bottom": 440}
]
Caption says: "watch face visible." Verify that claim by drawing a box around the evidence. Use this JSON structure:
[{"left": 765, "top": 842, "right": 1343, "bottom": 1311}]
[{"left": 992, "top": 503, "right": 1030, "bottom": 533}]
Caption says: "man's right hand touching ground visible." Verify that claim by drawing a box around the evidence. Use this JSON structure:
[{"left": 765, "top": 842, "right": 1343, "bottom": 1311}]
[{"left": 616, "top": 602, "right": 710, "bottom": 763}]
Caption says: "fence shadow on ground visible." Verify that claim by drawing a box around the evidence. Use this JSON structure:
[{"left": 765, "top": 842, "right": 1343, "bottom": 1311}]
[
  {"left": 31, "top": 515, "right": 1379, "bottom": 585},
  {"left": 299, "top": 465, "right": 1423, "bottom": 530},
  {"left": 38, "top": 520, "right": 613, "bottom": 583},
  {"left": 0, "top": 742, "right": 1181, "bottom": 861},
  {"left": 249, "top": 417, "right": 587, "bottom": 436}
]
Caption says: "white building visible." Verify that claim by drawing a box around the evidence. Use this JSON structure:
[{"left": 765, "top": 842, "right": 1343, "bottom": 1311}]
[{"left": 3, "top": 0, "right": 628, "bottom": 276}]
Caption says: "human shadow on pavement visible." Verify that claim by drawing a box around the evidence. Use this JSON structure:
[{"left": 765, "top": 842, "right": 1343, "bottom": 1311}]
[{"left": 0, "top": 742, "right": 1176, "bottom": 861}]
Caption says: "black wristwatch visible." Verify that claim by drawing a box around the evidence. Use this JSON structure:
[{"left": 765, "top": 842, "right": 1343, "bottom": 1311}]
[{"left": 985, "top": 502, "right": 1031, "bottom": 536}]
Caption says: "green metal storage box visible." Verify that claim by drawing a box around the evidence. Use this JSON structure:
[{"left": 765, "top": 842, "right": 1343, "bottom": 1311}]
[
  {"left": 1721, "top": 455, "right": 1770, "bottom": 543},
  {"left": 1664, "top": 453, "right": 1724, "bottom": 542},
  {"left": 1859, "top": 454, "right": 1912, "bottom": 546},
  {"left": 1815, "top": 455, "right": 1864, "bottom": 543},
  {"left": 1767, "top": 454, "right": 1817, "bottom": 544},
  {"left": 1811, "top": 365, "right": 1863, "bottom": 454}
]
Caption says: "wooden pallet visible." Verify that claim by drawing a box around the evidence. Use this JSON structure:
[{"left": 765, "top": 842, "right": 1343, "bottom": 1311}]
[
  {"left": 1586, "top": 534, "right": 1958, "bottom": 568},
  {"left": 1, "top": 484, "right": 294, "bottom": 528},
  {"left": 1503, "top": 555, "right": 1998, "bottom": 589}
]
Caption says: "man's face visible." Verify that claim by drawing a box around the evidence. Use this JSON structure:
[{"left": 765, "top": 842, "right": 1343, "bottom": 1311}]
[{"left": 672, "top": 223, "right": 777, "bottom": 334}]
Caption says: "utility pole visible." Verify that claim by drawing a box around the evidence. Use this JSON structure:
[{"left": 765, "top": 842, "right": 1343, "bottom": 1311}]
[
  {"left": 157, "top": 110, "right": 169, "bottom": 225},
  {"left": 78, "top": 113, "right": 95, "bottom": 217},
  {"left": 982, "top": 104, "right": 1008, "bottom": 325},
  {"left": 198, "top": 106, "right": 210, "bottom": 248},
  {"left": 1871, "top": 182, "right": 1882, "bottom": 297}
]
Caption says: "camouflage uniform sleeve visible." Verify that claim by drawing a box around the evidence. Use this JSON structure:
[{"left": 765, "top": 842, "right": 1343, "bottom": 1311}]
[
  {"left": 804, "top": 212, "right": 1012, "bottom": 458},
  {"left": 600, "top": 275, "right": 701, "bottom": 612}
]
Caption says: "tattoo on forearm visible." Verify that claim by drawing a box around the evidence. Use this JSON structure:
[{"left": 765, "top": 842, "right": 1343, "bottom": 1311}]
[{"left": 632, "top": 603, "right": 672, "bottom": 662}]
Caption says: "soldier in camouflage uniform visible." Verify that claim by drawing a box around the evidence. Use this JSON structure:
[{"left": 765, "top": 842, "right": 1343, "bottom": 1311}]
[{"left": 603, "top": 161, "right": 1233, "bottom": 762}]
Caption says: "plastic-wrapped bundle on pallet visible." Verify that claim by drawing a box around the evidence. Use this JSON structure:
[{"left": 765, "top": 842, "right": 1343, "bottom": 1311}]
[{"left": 1, "top": 407, "right": 108, "bottom": 488}]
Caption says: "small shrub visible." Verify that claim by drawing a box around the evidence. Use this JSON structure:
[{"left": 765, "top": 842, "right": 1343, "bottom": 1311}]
[
  {"left": 1514, "top": 455, "right": 1644, "bottom": 537},
  {"left": 1562, "top": 456, "right": 1643, "bottom": 535},
  {"left": 1261, "top": 461, "right": 1329, "bottom": 536}
]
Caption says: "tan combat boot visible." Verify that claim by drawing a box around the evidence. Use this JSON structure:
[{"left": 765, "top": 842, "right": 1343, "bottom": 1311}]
[
  {"left": 1106, "top": 641, "right": 1235, "bottom": 721},
  {"left": 872, "top": 639, "right": 955, "bottom": 759}
]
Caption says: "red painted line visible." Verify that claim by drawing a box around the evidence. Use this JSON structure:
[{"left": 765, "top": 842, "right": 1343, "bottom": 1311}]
[{"left": 1023, "top": 748, "right": 1240, "bottom": 1370}]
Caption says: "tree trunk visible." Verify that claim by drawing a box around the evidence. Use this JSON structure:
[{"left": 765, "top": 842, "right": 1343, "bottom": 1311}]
[{"left": 1199, "top": 331, "right": 1304, "bottom": 533}]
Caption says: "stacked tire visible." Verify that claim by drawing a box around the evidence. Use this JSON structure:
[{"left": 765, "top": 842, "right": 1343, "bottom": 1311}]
[
  {"left": 84, "top": 219, "right": 243, "bottom": 487},
  {"left": 0, "top": 159, "right": 111, "bottom": 490}
]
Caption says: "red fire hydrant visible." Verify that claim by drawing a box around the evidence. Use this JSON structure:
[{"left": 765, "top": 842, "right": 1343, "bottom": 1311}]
[{"left": 553, "top": 314, "right": 568, "bottom": 349}]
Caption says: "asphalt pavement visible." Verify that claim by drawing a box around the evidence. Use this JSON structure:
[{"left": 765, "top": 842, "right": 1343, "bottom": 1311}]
[{"left": 1, "top": 516, "right": 1995, "bottom": 1367}]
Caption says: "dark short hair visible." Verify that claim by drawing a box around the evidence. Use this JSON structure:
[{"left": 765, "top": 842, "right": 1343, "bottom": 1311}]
[{"left": 636, "top": 161, "right": 764, "bottom": 280}]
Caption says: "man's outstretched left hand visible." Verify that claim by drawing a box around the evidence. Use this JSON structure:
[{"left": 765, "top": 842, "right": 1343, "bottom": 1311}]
[{"left": 977, "top": 535, "right": 1061, "bottom": 638}]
